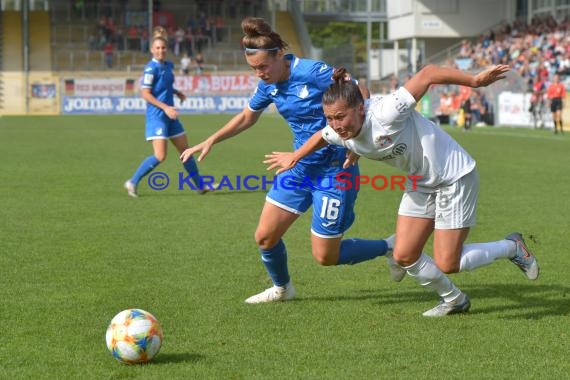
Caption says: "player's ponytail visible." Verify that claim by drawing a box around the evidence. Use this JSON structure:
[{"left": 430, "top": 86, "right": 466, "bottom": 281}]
[
  {"left": 323, "top": 67, "right": 364, "bottom": 107},
  {"left": 331, "top": 67, "right": 349, "bottom": 84}
]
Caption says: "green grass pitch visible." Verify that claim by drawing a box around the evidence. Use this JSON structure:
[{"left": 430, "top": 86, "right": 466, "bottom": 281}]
[{"left": 0, "top": 114, "right": 569, "bottom": 379}]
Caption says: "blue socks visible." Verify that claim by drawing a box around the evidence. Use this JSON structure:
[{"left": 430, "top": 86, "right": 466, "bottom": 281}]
[
  {"left": 337, "top": 238, "right": 388, "bottom": 265},
  {"left": 131, "top": 155, "right": 160, "bottom": 184},
  {"left": 182, "top": 156, "right": 202, "bottom": 189},
  {"left": 260, "top": 239, "right": 290, "bottom": 287}
]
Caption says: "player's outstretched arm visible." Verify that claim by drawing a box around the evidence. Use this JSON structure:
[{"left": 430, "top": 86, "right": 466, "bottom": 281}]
[
  {"left": 404, "top": 64, "right": 510, "bottom": 102},
  {"left": 264, "top": 130, "right": 329, "bottom": 174},
  {"left": 180, "top": 107, "right": 261, "bottom": 163}
]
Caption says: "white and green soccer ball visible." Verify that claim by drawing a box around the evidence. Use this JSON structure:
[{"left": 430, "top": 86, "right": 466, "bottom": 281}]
[{"left": 105, "top": 309, "right": 163, "bottom": 364}]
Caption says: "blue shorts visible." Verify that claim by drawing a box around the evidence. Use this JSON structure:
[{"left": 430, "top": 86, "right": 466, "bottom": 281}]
[
  {"left": 145, "top": 115, "right": 185, "bottom": 140},
  {"left": 266, "top": 162, "right": 360, "bottom": 238}
]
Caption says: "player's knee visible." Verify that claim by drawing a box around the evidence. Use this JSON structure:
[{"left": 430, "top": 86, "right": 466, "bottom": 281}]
[
  {"left": 311, "top": 249, "right": 336, "bottom": 266},
  {"left": 393, "top": 250, "right": 417, "bottom": 267},
  {"left": 154, "top": 152, "right": 167, "bottom": 162},
  {"left": 435, "top": 258, "right": 460, "bottom": 274},
  {"left": 254, "top": 230, "right": 279, "bottom": 250}
]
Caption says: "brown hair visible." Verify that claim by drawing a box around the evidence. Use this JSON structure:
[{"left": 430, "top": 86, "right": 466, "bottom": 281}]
[
  {"left": 322, "top": 67, "right": 364, "bottom": 107},
  {"left": 241, "top": 17, "right": 288, "bottom": 55}
]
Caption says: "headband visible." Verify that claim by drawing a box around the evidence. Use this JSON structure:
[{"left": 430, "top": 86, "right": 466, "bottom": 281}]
[{"left": 244, "top": 47, "right": 280, "bottom": 53}]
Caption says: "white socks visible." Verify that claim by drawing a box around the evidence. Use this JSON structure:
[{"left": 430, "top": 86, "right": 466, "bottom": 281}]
[
  {"left": 404, "top": 253, "right": 462, "bottom": 303},
  {"left": 459, "top": 240, "right": 515, "bottom": 272}
]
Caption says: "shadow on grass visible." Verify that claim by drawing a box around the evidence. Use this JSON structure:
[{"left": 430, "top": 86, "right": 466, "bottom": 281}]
[
  {"left": 304, "top": 283, "right": 570, "bottom": 319},
  {"left": 458, "top": 283, "right": 570, "bottom": 319},
  {"left": 151, "top": 352, "right": 205, "bottom": 365}
]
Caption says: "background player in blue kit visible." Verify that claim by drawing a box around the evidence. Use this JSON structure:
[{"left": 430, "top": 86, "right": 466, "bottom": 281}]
[
  {"left": 180, "top": 17, "right": 398, "bottom": 303},
  {"left": 124, "top": 26, "right": 208, "bottom": 197}
]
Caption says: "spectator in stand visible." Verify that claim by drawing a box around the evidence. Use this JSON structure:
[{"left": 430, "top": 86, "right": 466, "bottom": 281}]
[
  {"left": 195, "top": 53, "right": 205, "bottom": 74},
  {"left": 528, "top": 77, "right": 547, "bottom": 129},
  {"left": 458, "top": 39, "right": 473, "bottom": 58},
  {"left": 103, "top": 41, "right": 113, "bottom": 68},
  {"left": 435, "top": 91, "right": 454, "bottom": 125},
  {"left": 469, "top": 90, "right": 489, "bottom": 127},
  {"left": 115, "top": 26, "right": 125, "bottom": 51},
  {"left": 558, "top": 52, "right": 570, "bottom": 75},
  {"left": 140, "top": 26, "right": 149, "bottom": 53},
  {"left": 173, "top": 26, "right": 185, "bottom": 56},
  {"left": 547, "top": 73, "right": 566, "bottom": 134},
  {"left": 180, "top": 52, "right": 191, "bottom": 76},
  {"left": 449, "top": 90, "right": 462, "bottom": 126},
  {"left": 459, "top": 85, "right": 472, "bottom": 130},
  {"left": 127, "top": 24, "right": 139, "bottom": 50},
  {"left": 184, "top": 26, "right": 194, "bottom": 57},
  {"left": 214, "top": 16, "right": 225, "bottom": 42}
]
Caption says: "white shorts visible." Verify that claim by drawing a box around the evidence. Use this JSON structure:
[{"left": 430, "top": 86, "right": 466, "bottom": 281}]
[{"left": 398, "top": 169, "right": 479, "bottom": 229}]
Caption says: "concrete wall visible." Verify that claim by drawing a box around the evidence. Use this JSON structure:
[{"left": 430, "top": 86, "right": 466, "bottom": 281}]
[{"left": 388, "top": 0, "right": 510, "bottom": 40}]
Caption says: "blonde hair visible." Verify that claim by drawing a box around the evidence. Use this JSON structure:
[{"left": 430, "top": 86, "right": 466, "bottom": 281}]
[{"left": 152, "top": 26, "right": 168, "bottom": 43}]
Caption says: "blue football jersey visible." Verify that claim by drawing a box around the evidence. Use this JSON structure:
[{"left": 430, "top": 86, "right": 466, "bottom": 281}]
[
  {"left": 248, "top": 54, "right": 347, "bottom": 166},
  {"left": 141, "top": 58, "right": 175, "bottom": 120}
]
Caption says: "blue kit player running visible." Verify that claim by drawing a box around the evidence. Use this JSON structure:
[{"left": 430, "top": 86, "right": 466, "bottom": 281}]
[
  {"left": 124, "top": 26, "right": 209, "bottom": 197},
  {"left": 180, "top": 17, "right": 400, "bottom": 303}
]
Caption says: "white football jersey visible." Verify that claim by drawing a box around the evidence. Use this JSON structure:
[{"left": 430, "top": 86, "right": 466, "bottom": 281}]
[{"left": 322, "top": 86, "right": 476, "bottom": 191}]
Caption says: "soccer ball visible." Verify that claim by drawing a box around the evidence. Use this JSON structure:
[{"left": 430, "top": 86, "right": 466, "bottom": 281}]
[{"left": 105, "top": 308, "right": 163, "bottom": 364}]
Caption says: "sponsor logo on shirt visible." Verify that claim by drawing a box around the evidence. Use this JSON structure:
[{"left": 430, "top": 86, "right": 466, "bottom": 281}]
[{"left": 377, "top": 143, "right": 407, "bottom": 161}]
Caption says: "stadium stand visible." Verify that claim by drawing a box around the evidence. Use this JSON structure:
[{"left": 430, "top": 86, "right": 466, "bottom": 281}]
[
  {"left": 2, "top": 11, "right": 23, "bottom": 71},
  {"left": 0, "top": 13, "right": 3, "bottom": 111},
  {"left": 274, "top": 11, "right": 303, "bottom": 57},
  {"left": 30, "top": 11, "right": 52, "bottom": 71}
]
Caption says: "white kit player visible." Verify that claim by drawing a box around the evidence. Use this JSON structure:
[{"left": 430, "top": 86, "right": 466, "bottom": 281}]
[{"left": 266, "top": 64, "right": 540, "bottom": 317}]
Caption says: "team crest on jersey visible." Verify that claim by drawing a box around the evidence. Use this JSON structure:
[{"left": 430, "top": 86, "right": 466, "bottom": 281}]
[
  {"left": 319, "top": 64, "right": 328, "bottom": 73},
  {"left": 297, "top": 85, "right": 309, "bottom": 99},
  {"left": 270, "top": 88, "right": 278, "bottom": 96},
  {"left": 374, "top": 135, "right": 392, "bottom": 148}
]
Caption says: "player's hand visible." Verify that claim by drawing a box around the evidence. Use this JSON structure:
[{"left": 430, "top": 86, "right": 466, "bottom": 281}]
[
  {"left": 264, "top": 152, "right": 298, "bottom": 175},
  {"left": 343, "top": 150, "right": 360, "bottom": 169},
  {"left": 474, "top": 65, "right": 510, "bottom": 87},
  {"left": 164, "top": 105, "right": 179, "bottom": 120},
  {"left": 180, "top": 140, "right": 212, "bottom": 163},
  {"left": 176, "top": 92, "right": 187, "bottom": 104}
]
